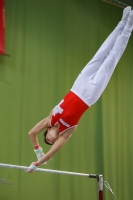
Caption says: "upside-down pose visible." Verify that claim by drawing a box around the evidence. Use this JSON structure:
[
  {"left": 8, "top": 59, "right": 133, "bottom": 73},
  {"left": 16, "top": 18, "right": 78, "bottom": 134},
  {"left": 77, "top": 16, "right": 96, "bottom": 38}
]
[{"left": 26, "top": 7, "right": 133, "bottom": 173}]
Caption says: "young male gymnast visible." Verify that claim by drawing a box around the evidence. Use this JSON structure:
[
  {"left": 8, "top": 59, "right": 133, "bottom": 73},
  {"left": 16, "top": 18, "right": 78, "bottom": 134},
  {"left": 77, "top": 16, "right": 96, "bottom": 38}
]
[{"left": 26, "top": 6, "right": 133, "bottom": 173}]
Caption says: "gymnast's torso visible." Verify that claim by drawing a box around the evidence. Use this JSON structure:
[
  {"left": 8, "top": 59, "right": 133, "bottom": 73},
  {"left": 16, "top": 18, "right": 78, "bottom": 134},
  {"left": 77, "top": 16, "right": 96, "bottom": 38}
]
[{"left": 50, "top": 91, "right": 89, "bottom": 134}]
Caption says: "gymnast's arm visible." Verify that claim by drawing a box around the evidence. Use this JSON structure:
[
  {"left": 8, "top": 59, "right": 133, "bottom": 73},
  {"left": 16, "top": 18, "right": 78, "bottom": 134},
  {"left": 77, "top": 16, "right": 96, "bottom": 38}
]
[
  {"left": 26, "top": 126, "right": 76, "bottom": 173},
  {"left": 28, "top": 109, "right": 53, "bottom": 147},
  {"left": 38, "top": 127, "right": 76, "bottom": 164}
]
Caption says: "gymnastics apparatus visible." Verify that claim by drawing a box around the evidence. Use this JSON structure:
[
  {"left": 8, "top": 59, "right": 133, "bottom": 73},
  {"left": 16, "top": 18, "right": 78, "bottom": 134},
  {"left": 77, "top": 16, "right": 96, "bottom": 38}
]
[{"left": 0, "top": 163, "right": 118, "bottom": 200}]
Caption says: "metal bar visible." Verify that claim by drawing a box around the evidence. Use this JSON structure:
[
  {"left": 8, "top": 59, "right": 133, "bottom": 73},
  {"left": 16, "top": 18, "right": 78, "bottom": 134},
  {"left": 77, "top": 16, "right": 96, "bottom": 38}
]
[{"left": 0, "top": 163, "right": 100, "bottom": 178}]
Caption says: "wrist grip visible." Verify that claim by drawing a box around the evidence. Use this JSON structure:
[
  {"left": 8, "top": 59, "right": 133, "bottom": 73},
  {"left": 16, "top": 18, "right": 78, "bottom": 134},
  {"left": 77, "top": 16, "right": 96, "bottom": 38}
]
[
  {"left": 34, "top": 147, "right": 42, "bottom": 154},
  {"left": 29, "top": 162, "right": 38, "bottom": 170}
]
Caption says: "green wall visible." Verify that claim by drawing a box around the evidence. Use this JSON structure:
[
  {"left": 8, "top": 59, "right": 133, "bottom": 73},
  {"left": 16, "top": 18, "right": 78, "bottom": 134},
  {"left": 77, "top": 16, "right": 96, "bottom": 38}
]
[{"left": 0, "top": 0, "right": 133, "bottom": 200}]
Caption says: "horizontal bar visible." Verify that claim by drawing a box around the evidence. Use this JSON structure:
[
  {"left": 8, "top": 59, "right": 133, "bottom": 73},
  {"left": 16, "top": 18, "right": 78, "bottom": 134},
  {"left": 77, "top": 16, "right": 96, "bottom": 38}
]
[{"left": 0, "top": 163, "right": 100, "bottom": 178}]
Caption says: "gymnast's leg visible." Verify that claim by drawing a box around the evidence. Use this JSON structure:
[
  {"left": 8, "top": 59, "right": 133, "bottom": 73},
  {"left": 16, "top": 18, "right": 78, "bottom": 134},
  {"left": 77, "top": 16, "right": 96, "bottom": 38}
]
[
  {"left": 71, "top": 7, "right": 132, "bottom": 106},
  {"left": 80, "top": 6, "right": 131, "bottom": 80},
  {"left": 88, "top": 10, "right": 133, "bottom": 106}
]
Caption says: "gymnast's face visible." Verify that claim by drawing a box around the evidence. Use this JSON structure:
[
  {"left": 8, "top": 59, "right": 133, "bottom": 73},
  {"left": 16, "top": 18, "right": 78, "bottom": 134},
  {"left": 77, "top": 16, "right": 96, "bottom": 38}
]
[{"left": 46, "top": 127, "right": 59, "bottom": 145}]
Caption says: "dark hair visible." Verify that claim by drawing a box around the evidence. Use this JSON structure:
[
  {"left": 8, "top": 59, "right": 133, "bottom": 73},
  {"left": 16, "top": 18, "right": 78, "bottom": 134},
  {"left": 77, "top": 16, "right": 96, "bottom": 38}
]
[{"left": 44, "top": 129, "right": 53, "bottom": 145}]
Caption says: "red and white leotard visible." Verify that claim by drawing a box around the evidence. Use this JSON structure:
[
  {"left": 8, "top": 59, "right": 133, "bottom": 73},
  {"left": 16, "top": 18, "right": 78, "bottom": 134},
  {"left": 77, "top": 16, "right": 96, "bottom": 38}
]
[{"left": 50, "top": 91, "right": 89, "bottom": 134}]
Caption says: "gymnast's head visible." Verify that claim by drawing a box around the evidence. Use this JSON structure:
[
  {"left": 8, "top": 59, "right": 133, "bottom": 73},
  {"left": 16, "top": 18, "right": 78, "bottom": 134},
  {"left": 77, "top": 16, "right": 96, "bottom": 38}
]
[{"left": 44, "top": 127, "right": 59, "bottom": 145}]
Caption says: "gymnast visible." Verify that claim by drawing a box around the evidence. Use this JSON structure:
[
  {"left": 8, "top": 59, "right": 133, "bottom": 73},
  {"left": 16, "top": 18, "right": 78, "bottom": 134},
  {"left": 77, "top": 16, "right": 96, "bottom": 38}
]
[{"left": 26, "top": 6, "right": 133, "bottom": 173}]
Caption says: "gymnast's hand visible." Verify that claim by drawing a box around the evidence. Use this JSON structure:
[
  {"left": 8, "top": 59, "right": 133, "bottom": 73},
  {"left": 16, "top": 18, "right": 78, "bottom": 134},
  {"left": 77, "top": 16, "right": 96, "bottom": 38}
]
[{"left": 25, "top": 162, "right": 38, "bottom": 173}]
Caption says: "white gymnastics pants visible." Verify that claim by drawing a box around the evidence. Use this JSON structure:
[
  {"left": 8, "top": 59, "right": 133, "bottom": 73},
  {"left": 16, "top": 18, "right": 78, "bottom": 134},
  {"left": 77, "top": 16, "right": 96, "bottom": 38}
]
[{"left": 71, "top": 21, "right": 132, "bottom": 106}]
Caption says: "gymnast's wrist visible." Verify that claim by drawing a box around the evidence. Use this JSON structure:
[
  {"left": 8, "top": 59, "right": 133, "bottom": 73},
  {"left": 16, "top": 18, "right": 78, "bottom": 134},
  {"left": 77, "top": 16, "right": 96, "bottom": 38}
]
[
  {"left": 34, "top": 146, "right": 43, "bottom": 154},
  {"left": 28, "top": 162, "right": 39, "bottom": 170},
  {"left": 34, "top": 161, "right": 39, "bottom": 167}
]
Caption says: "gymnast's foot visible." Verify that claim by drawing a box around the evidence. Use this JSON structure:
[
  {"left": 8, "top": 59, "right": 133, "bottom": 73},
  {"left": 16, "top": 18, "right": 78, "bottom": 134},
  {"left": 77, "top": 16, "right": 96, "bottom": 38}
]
[
  {"left": 127, "top": 10, "right": 133, "bottom": 29},
  {"left": 121, "top": 6, "right": 131, "bottom": 22}
]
